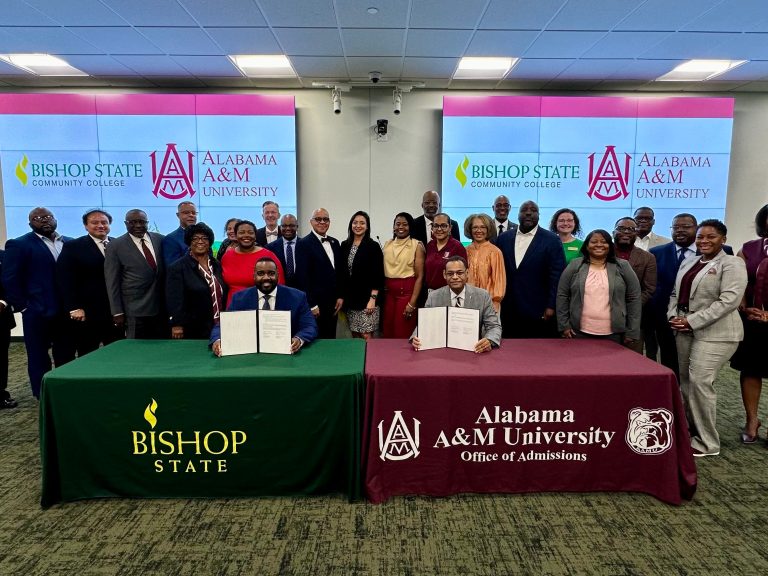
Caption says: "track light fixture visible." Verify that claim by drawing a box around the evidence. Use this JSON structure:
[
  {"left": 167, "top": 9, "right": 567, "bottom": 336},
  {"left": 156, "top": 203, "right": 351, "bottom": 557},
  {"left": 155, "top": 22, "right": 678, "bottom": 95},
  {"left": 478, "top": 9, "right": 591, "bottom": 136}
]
[
  {"left": 393, "top": 88, "right": 403, "bottom": 115},
  {"left": 331, "top": 88, "right": 342, "bottom": 114}
]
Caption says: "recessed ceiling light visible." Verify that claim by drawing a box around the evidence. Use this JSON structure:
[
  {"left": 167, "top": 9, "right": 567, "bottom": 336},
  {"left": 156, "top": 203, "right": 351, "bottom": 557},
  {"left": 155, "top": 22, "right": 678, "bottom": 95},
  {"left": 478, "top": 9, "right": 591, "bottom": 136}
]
[
  {"left": 228, "top": 54, "right": 297, "bottom": 78},
  {"left": 367, "top": 7, "right": 379, "bottom": 14},
  {"left": 656, "top": 59, "right": 748, "bottom": 81},
  {"left": 453, "top": 57, "right": 517, "bottom": 79},
  {"left": 0, "top": 53, "right": 87, "bottom": 76}
]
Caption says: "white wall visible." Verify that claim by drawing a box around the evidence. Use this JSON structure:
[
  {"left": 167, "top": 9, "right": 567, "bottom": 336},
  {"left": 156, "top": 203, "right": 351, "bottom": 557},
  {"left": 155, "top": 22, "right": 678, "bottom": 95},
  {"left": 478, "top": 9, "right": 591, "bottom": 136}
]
[{"left": 2, "top": 89, "right": 768, "bottom": 250}]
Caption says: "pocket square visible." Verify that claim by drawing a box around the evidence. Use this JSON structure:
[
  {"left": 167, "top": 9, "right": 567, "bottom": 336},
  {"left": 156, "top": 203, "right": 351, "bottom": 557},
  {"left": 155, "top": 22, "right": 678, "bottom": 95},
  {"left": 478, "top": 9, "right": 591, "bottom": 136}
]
[{"left": 706, "top": 268, "right": 718, "bottom": 275}]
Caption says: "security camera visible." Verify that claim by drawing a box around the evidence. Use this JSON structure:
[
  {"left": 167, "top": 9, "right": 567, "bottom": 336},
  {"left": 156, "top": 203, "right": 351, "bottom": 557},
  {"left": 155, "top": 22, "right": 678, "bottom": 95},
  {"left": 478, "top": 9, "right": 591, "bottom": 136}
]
[
  {"left": 393, "top": 88, "right": 403, "bottom": 115},
  {"left": 376, "top": 119, "right": 388, "bottom": 136},
  {"left": 369, "top": 71, "right": 382, "bottom": 84}
]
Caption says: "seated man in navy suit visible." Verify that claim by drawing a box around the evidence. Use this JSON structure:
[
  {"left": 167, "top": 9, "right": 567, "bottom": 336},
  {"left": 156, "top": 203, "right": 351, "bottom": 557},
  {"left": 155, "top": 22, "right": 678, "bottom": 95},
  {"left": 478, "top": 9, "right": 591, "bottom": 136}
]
[{"left": 210, "top": 258, "right": 317, "bottom": 356}]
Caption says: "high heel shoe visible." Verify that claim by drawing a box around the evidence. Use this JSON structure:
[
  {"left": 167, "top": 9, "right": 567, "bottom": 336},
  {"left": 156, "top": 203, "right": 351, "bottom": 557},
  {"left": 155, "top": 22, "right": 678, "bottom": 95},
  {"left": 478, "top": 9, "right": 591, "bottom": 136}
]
[{"left": 741, "top": 421, "right": 761, "bottom": 444}]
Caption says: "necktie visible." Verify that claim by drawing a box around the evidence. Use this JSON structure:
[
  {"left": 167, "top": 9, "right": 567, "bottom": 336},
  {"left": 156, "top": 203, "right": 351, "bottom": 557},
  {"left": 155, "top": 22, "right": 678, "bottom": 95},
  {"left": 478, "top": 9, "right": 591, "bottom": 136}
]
[
  {"left": 499, "top": 223, "right": 504, "bottom": 234},
  {"left": 321, "top": 237, "right": 329, "bottom": 243},
  {"left": 100, "top": 239, "right": 108, "bottom": 255},
  {"left": 262, "top": 294, "right": 271, "bottom": 310},
  {"left": 141, "top": 238, "right": 157, "bottom": 271},
  {"left": 455, "top": 296, "right": 462, "bottom": 308},
  {"left": 286, "top": 241, "right": 295, "bottom": 275},
  {"left": 676, "top": 247, "right": 687, "bottom": 266}
]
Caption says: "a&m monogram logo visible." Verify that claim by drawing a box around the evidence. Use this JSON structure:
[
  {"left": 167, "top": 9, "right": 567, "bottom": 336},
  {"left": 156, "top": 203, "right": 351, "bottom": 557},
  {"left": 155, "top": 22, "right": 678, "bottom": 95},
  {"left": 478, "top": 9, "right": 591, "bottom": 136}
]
[
  {"left": 150, "top": 143, "right": 195, "bottom": 199},
  {"left": 587, "top": 145, "right": 631, "bottom": 201},
  {"left": 625, "top": 407, "right": 674, "bottom": 455},
  {"left": 378, "top": 411, "right": 420, "bottom": 461}
]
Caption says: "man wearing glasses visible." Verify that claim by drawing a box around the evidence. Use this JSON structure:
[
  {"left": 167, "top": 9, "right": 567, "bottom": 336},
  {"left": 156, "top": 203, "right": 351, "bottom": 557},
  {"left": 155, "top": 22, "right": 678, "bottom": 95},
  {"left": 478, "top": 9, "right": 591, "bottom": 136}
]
[
  {"left": 411, "top": 256, "right": 501, "bottom": 353},
  {"left": 492, "top": 195, "right": 516, "bottom": 237},
  {"left": 613, "top": 217, "right": 657, "bottom": 354},
  {"left": 267, "top": 214, "right": 299, "bottom": 288},
  {"left": 295, "top": 208, "right": 342, "bottom": 339},
  {"left": 104, "top": 209, "right": 167, "bottom": 339},
  {"left": 2, "top": 207, "right": 75, "bottom": 399}
]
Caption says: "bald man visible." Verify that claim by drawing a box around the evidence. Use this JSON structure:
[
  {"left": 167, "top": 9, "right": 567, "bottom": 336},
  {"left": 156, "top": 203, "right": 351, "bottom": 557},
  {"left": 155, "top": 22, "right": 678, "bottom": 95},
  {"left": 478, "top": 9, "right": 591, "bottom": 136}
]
[{"left": 412, "top": 190, "right": 461, "bottom": 244}]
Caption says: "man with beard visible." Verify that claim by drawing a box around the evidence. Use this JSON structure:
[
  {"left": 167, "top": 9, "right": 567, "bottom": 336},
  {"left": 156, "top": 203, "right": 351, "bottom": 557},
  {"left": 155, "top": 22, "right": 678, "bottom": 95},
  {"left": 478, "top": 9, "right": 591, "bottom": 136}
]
[
  {"left": 2, "top": 207, "right": 75, "bottom": 398},
  {"left": 496, "top": 200, "right": 565, "bottom": 338},
  {"left": 613, "top": 217, "right": 657, "bottom": 354},
  {"left": 210, "top": 258, "right": 317, "bottom": 355},
  {"left": 412, "top": 190, "right": 460, "bottom": 244},
  {"left": 104, "top": 209, "right": 166, "bottom": 339},
  {"left": 267, "top": 214, "right": 299, "bottom": 287},
  {"left": 633, "top": 207, "right": 671, "bottom": 252},
  {"left": 57, "top": 209, "right": 124, "bottom": 356}
]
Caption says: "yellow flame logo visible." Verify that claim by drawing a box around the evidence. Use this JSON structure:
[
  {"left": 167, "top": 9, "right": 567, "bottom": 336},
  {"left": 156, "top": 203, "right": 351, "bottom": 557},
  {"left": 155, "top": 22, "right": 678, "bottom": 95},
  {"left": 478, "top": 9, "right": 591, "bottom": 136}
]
[
  {"left": 15, "top": 154, "right": 29, "bottom": 186},
  {"left": 455, "top": 155, "right": 470, "bottom": 188},
  {"left": 144, "top": 398, "right": 158, "bottom": 429}
]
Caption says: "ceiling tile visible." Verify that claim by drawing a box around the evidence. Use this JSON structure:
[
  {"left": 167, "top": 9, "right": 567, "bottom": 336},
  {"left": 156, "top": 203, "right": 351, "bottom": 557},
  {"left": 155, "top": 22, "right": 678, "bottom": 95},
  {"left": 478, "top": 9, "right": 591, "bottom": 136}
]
[
  {"left": 179, "top": 0, "right": 268, "bottom": 27},
  {"left": 604, "top": 60, "right": 686, "bottom": 80},
  {"left": 171, "top": 55, "right": 241, "bottom": 76},
  {"left": 465, "top": 30, "right": 539, "bottom": 56},
  {"left": 290, "top": 56, "right": 348, "bottom": 77},
  {"left": 61, "top": 55, "right": 138, "bottom": 75},
  {"left": 336, "top": 0, "right": 409, "bottom": 27},
  {"left": 111, "top": 55, "right": 191, "bottom": 75},
  {"left": 345, "top": 57, "right": 403, "bottom": 77},
  {"left": 273, "top": 28, "right": 343, "bottom": 56},
  {"left": 508, "top": 58, "right": 574, "bottom": 79},
  {"left": 198, "top": 77, "right": 259, "bottom": 88},
  {"left": 205, "top": 27, "right": 280, "bottom": 54},
  {"left": 556, "top": 59, "right": 633, "bottom": 80},
  {"left": 68, "top": 27, "right": 163, "bottom": 54},
  {"left": 638, "top": 32, "right": 744, "bottom": 59},
  {"left": 100, "top": 0, "right": 197, "bottom": 26},
  {"left": 712, "top": 32, "right": 768, "bottom": 60},
  {"left": 715, "top": 60, "right": 768, "bottom": 81},
  {"left": 547, "top": 0, "right": 639, "bottom": 31},
  {"left": 137, "top": 27, "right": 224, "bottom": 55},
  {"left": 479, "top": 0, "right": 569, "bottom": 30},
  {"left": 614, "top": 0, "right": 722, "bottom": 31},
  {"left": 682, "top": 0, "right": 768, "bottom": 32},
  {"left": 409, "top": 0, "right": 489, "bottom": 29},
  {"left": 402, "top": 57, "right": 458, "bottom": 78},
  {"left": 2, "top": 0, "right": 58, "bottom": 25},
  {"left": 24, "top": 0, "right": 126, "bottom": 26},
  {"left": 582, "top": 32, "right": 671, "bottom": 59},
  {"left": 1, "top": 26, "right": 102, "bottom": 54},
  {"left": 405, "top": 30, "right": 472, "bottom": 58},
  {"left": 342, "top": 29, "right": 405, "bottom": 57},
  {"left": 258, "top": 0, "right": 338, "bottom": 28},
  {"left": 448, "top": 79, "right": 505, "bottom": 89},
  {"left": 496, "top": 79, "right": 549, "bottom": 90},
  {"left": 523, "top": 31, "right": 606, "bottom": 58}
]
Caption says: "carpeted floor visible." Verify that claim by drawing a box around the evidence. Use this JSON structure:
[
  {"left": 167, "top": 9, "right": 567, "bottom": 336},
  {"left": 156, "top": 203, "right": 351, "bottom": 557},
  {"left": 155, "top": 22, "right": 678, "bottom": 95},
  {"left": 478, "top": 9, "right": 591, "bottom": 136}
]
[{"left": 1, "top": 342, "right": 767, "bottom": 576}]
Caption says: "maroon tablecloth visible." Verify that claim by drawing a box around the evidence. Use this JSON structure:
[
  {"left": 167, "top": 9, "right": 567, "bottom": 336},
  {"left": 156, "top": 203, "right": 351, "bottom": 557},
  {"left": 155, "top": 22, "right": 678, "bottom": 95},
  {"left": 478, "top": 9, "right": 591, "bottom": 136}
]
[{"left": 363, "top": 339, "right": 697, "bottom": 505}]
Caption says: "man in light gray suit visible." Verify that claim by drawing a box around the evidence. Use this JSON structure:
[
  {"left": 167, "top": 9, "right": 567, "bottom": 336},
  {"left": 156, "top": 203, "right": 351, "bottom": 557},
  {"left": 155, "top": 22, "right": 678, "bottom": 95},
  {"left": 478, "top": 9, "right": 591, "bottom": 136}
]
[
  {"left": 411, "top": 256, "right": 501, "bottom": 353},
  {"left": 104, "top": 209, "right": 166, "bottom": 339}
]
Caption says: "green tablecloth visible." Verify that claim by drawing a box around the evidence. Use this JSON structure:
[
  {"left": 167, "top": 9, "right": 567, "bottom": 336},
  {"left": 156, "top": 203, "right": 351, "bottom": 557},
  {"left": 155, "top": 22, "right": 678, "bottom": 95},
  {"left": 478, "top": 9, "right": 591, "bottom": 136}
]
[{"left": 41, "top": 339, "right": 365, "bottom": 507}]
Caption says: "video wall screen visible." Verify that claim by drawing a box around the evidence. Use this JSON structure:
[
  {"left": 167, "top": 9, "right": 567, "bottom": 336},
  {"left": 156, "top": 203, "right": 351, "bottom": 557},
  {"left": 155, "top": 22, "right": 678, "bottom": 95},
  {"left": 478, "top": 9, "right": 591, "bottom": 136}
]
[
  {"left": 442, "top": 96, "right": 735, "bottom": 241},
  {"left": 0, "top": 93, "right": 296, "bottom": 242}
]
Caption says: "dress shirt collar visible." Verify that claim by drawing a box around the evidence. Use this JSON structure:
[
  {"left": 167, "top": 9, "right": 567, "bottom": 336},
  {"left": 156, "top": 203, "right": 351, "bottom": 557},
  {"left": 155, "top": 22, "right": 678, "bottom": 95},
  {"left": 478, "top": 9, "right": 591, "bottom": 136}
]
[
  {"left": 518, "top": 225, "right": 538, "bottom": 237},
  {"left": 451, "top": 287, "right": 467, "bottom": 306}
]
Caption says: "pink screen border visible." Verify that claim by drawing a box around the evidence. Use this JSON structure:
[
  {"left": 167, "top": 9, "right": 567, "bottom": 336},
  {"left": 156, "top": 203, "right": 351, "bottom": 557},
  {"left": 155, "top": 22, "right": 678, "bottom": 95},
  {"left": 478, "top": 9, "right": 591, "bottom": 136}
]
[
  {"left": 443, "top": 95, "right": 734, "bottom": 119},
  {"left": 0, "top": 93, "right": 295, "bottom": 116}
]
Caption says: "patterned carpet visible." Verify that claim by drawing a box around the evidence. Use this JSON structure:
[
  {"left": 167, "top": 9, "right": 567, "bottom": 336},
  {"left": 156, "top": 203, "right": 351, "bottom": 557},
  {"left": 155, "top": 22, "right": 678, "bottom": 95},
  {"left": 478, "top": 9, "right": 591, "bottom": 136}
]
[{"left": 1, "top": 342, "right": 767, "bottom": 576}]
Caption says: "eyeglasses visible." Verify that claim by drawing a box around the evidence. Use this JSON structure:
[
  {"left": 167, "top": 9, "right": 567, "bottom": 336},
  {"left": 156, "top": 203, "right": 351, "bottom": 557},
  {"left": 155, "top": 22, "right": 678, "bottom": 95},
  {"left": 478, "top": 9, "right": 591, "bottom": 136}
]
[
  {"left": 445, "top": 270, "right": 467, "bottom": 277},
  {"left": 31, "top": 215, "right": 55, "bottom": 222},
  {"left": 190, "top": 235, "right": 210, "bottom": 244},
  {"left": 471, "top": 226, "right": 487, "bottom": 231},
  {"left": 312, "top": 217, "right": 330, "bottom": 223},
  {"left": 126, "top": 219, "right": 148, "bottom": 225},
  {"left": 614, "top": 226, "right": 636, "bottom": 233},
  {"left": 433, "top": 223, "right": 450, "bottom": 230}
]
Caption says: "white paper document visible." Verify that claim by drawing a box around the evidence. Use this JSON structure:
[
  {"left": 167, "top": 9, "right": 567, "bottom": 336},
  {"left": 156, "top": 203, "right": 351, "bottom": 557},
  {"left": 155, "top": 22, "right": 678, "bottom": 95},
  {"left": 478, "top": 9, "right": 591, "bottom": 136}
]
[
  {"left": 447, "top": 307, "right": 480, "bottom": 352},
  {"left": 417, "top": 307, "right": 447, "bottom": 350},
  {"left": 258, "top": 310, "right": 292, "bottom": 355},
  {"left": 219, "top": 311, "right": 258, "bottom": 356}
]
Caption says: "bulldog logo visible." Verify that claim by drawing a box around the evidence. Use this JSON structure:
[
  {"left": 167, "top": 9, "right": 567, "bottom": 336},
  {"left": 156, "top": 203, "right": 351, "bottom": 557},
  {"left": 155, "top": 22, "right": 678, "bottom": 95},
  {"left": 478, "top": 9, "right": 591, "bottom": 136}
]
[{"left": 625, "top": 408, "right": 674, "bottom": 455}]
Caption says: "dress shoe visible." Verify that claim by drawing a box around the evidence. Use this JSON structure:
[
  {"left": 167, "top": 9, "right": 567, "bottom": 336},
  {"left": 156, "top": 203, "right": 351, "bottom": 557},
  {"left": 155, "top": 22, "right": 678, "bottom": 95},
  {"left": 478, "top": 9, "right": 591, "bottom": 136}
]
[
  {"left": 692, "top": 449, "right": 719, "bottom": 458},
  {"left": 0, "top": 397, "right": 18, "bottom": 409},
  {"left": 741, "top": 421, "right": 762, "bottom": 444}
]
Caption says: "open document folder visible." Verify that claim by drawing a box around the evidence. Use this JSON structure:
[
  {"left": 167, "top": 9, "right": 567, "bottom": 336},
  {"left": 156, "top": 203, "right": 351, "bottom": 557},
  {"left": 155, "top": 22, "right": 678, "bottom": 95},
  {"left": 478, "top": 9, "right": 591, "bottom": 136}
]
[
  {"left": 417, "top": 306, "right": 480, "bottom": 352},
  {"left": 219, "top": 310, "right": 291, "bottom": 356}
]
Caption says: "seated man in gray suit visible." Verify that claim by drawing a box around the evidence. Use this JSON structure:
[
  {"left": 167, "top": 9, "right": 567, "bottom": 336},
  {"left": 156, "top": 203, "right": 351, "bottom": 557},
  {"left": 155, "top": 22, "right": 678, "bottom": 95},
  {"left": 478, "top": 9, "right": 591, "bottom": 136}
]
[{"left": 411, "top": 255, "right": 502, "bottom": 353}]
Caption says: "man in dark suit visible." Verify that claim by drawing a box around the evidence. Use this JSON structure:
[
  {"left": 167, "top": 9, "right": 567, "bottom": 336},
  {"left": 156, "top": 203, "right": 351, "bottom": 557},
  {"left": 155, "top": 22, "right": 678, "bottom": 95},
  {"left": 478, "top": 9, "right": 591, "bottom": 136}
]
[
  {"left": 104, "top": 209, "right": 166, "bottom": 339},
  {"left": 161, "top": 201, "right": 197, "bottom": 267},
  {"left": 267, "top": 214, "right": 299, "bottom": 288},
  {"left": 256, "top": 201, "right": 282, "bottom": 246},
  {"left": 496, "top": 200, "right": 565, "bottom": 338},
  {"left": 57, "top": 209, "right": 123, "bottom": 356},
  {"left": 295, "top": 207, "right": 342, "bottom": 339},
  {"left": 0, "top": 250, "right": 18, "bottom": 408},
  {"left": 613, "top": 217, "right": 657, "bottom": 354},
  {"left": 412, "top": 190, "right": 460, "bottom": 244},
  {"left": 210, "top": 258, "right": 317, "bottom": 355},
  {"left": 1, "top": 207, "right": 75, "bottom": 398},
  {"left": 492, "top": 195, "right": 517, "bottom": 236}
]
